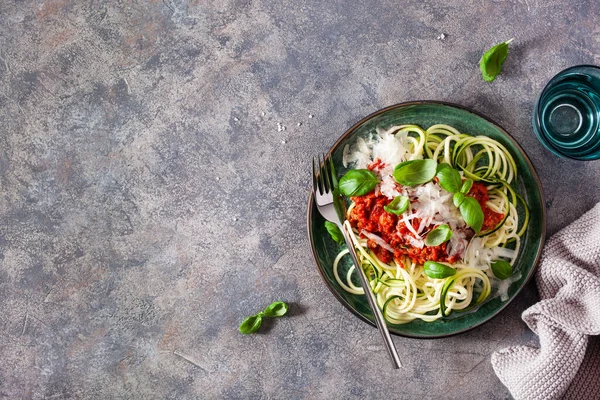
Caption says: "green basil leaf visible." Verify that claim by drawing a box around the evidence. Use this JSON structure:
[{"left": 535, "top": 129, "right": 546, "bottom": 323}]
[
  {"left": 425, "top": 224, "right": 453, "bottom": 247},
  {"left": 324, "top": 221, "right": 344, "bottom": 245},
  {"left": 460, "top": 179, "right": 473, "bottom": 194},
  {"left": 338, "top": 169, "right": 379, "bottom": 196},
  {"left": 239, "top": 314, "right": 263, "bottom": 334},
  {"left": 263, "top": 301, "right": 289, "bottom": 317},
  {"left": 459, "top": 196, "right": 484, "bottom": 233},
  {"left": 480, "top": 38, "right": 513, "bottom": 82},
  {"left": 393, "top": 159, "right": 437, "bottom": 186},
  {"left": 383, "top": 195, "right": 410, "bottom": 215},
  {"left": 491, "top": 259, "right": 513, "bottom": 280},
  {"left": 424, "top": 261, "right": 457, "bottom": 279},
  {"left": 435, "top": 163, "right": 462, "bottom": 194},
  {"left": 453, "top": 192, "right": 466, "bottom": 208}
]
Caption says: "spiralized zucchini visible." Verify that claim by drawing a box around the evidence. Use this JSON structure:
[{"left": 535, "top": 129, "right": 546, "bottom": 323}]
[{"left": 334, "top": 124, "right": 529, "bottom": 324}]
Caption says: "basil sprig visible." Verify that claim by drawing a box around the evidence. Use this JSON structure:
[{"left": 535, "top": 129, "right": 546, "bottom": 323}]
[
  {"left": 436, "top": 163, "right": 462, "bottom": 194},
  {"left": 384, "top": 195, "right": 410, "bottom": 215},
  {"left": 491, "top": 259, "right": 513, "bottom": 280},
  {"left": 263, "top": 301, "right": 289, "bottom": 317},
  {"left": 393, "top": 159, "right": 437, "bottom": 186},
  {"left": 432, "top": 163, "right": 485, "bottom": 233},
  {"left": 458, "top": 197, "right": 484, "bottom": 233},
  {"left": 324, "top": 221, "right": 344, "bottom": 245},
  {"left": 424, "top": 261, "right": 457, "bottom": 279},
  {"left": 239, "top": 314, "right": 263, "bottom": 334},
  {"left": 338, "top": 169, "right": 379, "bottom": 196},
  {"left": 239, "top": 301, "right": 289, "bottom": 334},
  {"left": 425, "top": 224, "right": 453, "bottom": 247},
  {"left": 480, "top": 38, "right": 513, "bottom": 82}
]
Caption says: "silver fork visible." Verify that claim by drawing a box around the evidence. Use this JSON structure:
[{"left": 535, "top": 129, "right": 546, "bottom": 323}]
[{"left": 313, "top": 154, "right": 401, "bottom": 369}]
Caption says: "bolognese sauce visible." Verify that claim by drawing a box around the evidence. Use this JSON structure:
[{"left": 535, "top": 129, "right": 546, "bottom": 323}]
[{"left": 347, "top": 183, "right": 504, "bottom": 267}]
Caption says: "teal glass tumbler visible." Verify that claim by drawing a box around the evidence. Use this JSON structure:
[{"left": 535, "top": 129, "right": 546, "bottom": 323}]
[{"left": 532, "top": 65, "right": 600, "bottom": 160}]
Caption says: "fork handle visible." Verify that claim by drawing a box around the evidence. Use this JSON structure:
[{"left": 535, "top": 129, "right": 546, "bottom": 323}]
[{"left": 342, "top": 224, "right": 402, "bottom": 369}]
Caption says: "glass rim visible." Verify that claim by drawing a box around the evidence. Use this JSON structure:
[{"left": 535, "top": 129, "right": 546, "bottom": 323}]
[{"left": 535, "top": 64, "right": 600, "bottom": 112}]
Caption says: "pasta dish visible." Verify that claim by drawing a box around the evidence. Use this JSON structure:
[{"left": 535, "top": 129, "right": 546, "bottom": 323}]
[{"left": 330, "top": 124, "right": 529, "bottom": 324}]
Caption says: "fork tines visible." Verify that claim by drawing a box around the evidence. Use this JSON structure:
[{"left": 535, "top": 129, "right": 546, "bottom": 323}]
[{"left": 313, "top": 153, "right": 336, "bottom": 195}]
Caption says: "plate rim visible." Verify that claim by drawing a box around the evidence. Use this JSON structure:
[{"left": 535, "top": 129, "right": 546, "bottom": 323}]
[{"left": 306, "top": 100, "right": 547, "bottom": 339}]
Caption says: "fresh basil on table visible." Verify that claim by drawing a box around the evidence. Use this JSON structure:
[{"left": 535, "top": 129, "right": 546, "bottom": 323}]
[
  {"left": 338, "top": 169, "right": 379, "bottom": 196},
  {"left": 239, "top": 301, "right": 289, "bottom": 334},
  {"left": 262, "top": 301, "right": 289, "bottom": 317},
  {"left": 425, "top": 224, "right": 453, "bottom": 247},
  {"left": 384, "top": 195, "right": 410, "bottom": 215},
  {"left": 480, "top": 38, "right": 513, "bottom": 82},
  {"left": 239, "top": 314, "right": 264, "bottom": 334}
]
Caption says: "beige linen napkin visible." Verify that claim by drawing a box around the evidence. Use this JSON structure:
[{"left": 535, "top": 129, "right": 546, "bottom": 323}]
[{"left": 491, "top": 203, "right": 600, "bottom": 399}]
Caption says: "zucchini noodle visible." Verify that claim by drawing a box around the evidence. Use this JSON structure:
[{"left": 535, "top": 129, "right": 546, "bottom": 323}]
[{"left": 336, "top": 124, "right": 529, "bottom": 324}]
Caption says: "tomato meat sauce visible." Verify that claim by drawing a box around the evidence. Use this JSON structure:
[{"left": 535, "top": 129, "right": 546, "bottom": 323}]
[{"left": 347, "top": 183, "right": 504, "bottom": 267}]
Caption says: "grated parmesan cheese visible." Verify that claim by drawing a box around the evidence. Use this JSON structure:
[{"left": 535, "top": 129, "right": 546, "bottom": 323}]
[{"left": 361, "top": 230, "right": 394, "bottom": 253}]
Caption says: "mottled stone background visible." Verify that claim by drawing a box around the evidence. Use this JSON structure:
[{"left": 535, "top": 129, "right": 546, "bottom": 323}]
[{"left": 0, "top": 0, "right": 599, "bottom": 399}]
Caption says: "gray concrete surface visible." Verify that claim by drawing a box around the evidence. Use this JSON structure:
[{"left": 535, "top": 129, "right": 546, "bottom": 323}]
[{"left": 1, "top": 0, "right": 599, "bottom": 399}]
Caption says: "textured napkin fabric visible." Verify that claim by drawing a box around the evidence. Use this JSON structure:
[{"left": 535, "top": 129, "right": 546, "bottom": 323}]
[{"left": 491, "top": 203, "right": 600, "bottom": 400}]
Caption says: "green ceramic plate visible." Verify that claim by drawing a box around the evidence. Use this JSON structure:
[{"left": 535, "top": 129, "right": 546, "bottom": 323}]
[{"left": 307, "top": 101, "right": 546, "bottom": 338}]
